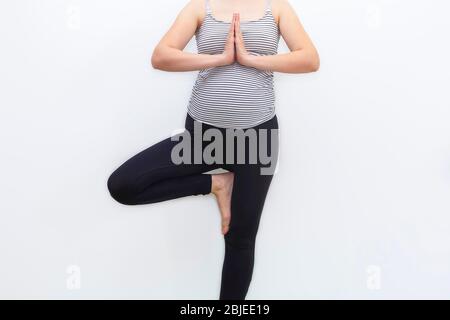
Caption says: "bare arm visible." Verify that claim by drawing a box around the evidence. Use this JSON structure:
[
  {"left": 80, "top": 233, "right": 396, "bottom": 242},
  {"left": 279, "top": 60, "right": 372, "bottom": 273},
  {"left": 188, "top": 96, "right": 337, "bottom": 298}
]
[
  {"left": 238, "top": 0, "right": 320, "bottom": 73},
  {"left": 151, "top": 0, "right": 234, "bottom": 71}
]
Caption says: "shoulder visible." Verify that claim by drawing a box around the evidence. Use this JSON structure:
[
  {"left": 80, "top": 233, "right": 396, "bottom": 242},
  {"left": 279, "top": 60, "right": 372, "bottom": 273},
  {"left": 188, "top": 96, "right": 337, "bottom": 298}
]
[
  {"left": 271, "top": 0, "right": 296, "bottom": 24},
  {"left": 183, "top": 0, "right": 206, "bottom": 13},
  {"left": 185, "top": 0, "right": 207, "bottom": 25},
  {"left": 187, "top": 0, "right": 206, "bottom": 13},
  {"left": 176, "top": 0, "right": 206, "bottom": 27}
]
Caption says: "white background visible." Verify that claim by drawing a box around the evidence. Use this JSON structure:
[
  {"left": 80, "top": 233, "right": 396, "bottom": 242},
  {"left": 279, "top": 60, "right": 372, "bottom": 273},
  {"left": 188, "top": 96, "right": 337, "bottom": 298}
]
[{"left": 1, "top": 0, "right": 450, "bottom": 299}]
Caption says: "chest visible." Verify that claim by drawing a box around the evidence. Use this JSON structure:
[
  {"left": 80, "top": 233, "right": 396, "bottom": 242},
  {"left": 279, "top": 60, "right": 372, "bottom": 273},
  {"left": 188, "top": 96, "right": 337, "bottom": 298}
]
[{"left": 196, "top": 16, "right": 279, "bottom": 55}]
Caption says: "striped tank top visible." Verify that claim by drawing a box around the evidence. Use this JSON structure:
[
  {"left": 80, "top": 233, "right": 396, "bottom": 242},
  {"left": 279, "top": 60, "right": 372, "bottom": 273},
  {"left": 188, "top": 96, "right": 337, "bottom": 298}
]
[{"left": 186, "top": 0, "right": 280, "bottom": 129}]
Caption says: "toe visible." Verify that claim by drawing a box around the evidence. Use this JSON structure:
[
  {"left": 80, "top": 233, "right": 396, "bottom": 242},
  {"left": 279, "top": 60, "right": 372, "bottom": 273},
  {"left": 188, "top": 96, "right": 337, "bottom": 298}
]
[
  {"left": 222, "top": 216, "right": 230, "bottom": 234},
  {"left": 222, "top": 225, "right": 229, "bottom": 235}
]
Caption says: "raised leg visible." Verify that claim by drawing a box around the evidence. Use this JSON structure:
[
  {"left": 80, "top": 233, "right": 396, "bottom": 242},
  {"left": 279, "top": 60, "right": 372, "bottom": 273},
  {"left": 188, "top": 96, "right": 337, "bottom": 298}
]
[{"left": 107, "top": 135, "right": 215, "bottom": 205}]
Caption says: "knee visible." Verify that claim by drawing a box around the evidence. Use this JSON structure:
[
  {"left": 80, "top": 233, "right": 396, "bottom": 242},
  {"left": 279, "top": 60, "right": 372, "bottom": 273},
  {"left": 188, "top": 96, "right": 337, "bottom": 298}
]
[{"left": 107, "top": 171, "right": 136, "bottom": 205}]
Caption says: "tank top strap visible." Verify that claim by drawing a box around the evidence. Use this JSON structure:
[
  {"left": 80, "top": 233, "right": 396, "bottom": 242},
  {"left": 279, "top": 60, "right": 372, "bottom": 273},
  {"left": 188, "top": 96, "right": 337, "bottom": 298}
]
[
  {"left": 265, "top": 0, "right": 272, "bottom": 12},
  {"left": 205, "top": 0, "right": 212, "bottom": 14}
]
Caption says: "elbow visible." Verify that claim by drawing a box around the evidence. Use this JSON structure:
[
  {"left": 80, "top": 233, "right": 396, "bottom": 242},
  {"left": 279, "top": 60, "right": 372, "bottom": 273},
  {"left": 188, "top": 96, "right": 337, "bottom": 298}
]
[
  {"left": 308, "top": 52, "right": 320, "bottom": 72},
  {"left": 309, "top": 59, "right": 320, "bottom": 72},
  {"left": 293, "top": 49, "right": 320, "bottom": 73},
  {"left": 151, "top": 46, "right": 166, "bottom": 70},
  {"left": 151, "top": 49, "right": 162, "bottom": 70}
]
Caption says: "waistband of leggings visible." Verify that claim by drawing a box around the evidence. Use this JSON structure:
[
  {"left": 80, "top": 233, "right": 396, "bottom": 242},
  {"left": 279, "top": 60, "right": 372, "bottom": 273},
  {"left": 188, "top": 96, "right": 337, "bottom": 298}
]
[{"left": 185, "top": 113, "right": 278, "bottom": 132}]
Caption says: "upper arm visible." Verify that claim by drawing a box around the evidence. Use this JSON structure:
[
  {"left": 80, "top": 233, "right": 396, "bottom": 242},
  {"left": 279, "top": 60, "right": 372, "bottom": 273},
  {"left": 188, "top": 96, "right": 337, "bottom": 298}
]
[
  {"left": 274, "top": 0, "right": 317, "bottom": 53},
  {"left": 155, "top": 0, "right": 204, "bottom": 51}
]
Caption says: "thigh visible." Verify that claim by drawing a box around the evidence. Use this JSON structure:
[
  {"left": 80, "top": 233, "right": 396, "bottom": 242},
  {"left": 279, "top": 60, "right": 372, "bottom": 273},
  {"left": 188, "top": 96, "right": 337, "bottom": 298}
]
[
  {"left": 109, "top": 133, "right": 216, "bottom": 188},
  {"left": 225, "top": 165, "right": 275, "bottom": 248},
  {"left": 224, "top": 117, "right": 279, "bottom": 246}
]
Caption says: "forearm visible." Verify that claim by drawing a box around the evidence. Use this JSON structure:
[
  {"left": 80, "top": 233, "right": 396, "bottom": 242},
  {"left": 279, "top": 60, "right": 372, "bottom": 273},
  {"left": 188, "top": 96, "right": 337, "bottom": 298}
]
[
  {"left": 151, "top": 46, "right": 225, "bottom": 72},
  {"left": 244, "top": 49, "right": 320, "bottom": 74}
]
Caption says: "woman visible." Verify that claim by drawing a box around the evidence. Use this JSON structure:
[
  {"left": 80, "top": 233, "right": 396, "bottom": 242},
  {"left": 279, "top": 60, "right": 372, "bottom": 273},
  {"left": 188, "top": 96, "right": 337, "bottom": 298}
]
[{"left": 107, "top": 0, "right": 319, "bottom": 299}]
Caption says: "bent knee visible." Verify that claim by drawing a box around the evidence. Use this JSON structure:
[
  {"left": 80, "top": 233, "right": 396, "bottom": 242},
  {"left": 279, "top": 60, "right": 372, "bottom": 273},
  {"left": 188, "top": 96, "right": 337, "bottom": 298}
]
[{"left": 107, "top": 171, "right": 137, "bottom": 205}]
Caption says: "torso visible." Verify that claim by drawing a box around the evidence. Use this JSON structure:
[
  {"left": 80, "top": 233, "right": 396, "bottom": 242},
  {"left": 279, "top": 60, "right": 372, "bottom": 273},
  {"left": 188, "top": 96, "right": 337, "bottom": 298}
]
[{"left": 187, "top": 0, "right": 280, "bottom": 129}]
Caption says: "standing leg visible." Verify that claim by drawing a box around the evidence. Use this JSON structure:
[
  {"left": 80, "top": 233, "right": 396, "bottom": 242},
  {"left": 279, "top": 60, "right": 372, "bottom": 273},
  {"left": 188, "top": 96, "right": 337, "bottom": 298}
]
[
  {"left": 219, "top": 115, "right": 279, "bottom": 300},
  {"left": 219, "top": 165, "right": 275, "bottom": 299}
]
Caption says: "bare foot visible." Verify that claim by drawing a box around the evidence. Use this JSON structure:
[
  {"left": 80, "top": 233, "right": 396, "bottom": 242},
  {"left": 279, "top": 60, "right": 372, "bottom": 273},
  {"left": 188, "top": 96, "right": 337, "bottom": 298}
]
[{"left": 211, "top": 171, "right": 234, "bottom": 235}]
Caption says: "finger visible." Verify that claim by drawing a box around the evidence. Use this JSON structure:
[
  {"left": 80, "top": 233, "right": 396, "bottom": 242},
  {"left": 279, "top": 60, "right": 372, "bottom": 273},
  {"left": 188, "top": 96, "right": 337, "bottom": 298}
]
[
  {"left": 231, "top": 13, "right": 236, "bottom": 34},
  {"left": 235, "top": 13, "right": 241, "bottom": 35},
  {"left": 234, "top": 13, "right": 239, "bottom": 42},
  {"left": 234, "top": 28, "right": 242, "bottom": 47},
  {"left": 234, "top": 16, "right": 244, "bottom": 47},
  {"left": 228, "top": 15, "right": 235, "bottom": 39}
]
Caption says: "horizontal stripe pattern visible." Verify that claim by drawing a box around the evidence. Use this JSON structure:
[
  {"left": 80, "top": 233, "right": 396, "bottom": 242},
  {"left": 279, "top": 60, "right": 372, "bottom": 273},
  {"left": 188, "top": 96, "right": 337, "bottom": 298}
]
[{"left": 186, "top": 0, "right": 280, "bottom": 129}]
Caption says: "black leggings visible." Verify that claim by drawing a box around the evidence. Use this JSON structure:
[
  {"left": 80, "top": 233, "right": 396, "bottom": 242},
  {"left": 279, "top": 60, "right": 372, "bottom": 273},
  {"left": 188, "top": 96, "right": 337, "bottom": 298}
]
[{"left": 107, "top": 113, "right": 279, "bottom": 299}]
